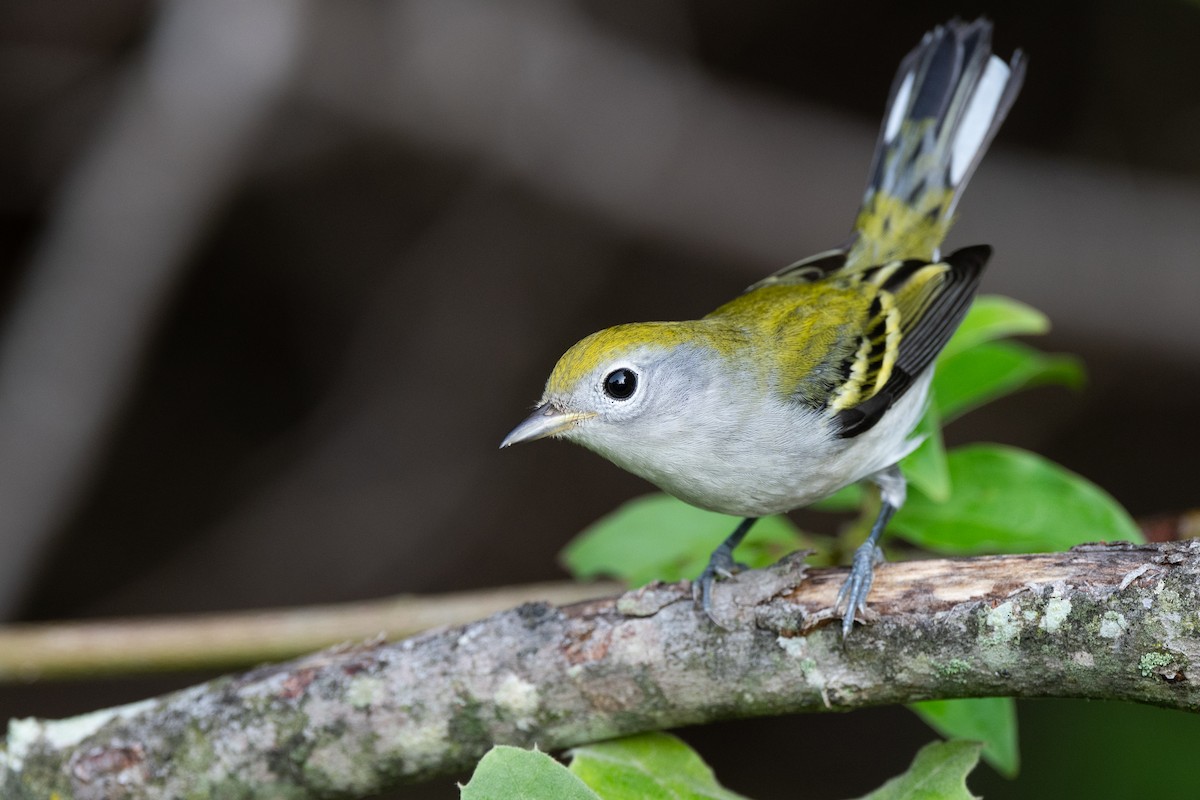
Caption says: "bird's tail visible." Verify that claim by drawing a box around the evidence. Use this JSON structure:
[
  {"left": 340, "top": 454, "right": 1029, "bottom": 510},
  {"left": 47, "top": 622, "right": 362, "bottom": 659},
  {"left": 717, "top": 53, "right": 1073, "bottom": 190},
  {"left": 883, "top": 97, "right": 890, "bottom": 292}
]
[{"left": 846, "top": 19, "right": 1025, "bottom": 268}]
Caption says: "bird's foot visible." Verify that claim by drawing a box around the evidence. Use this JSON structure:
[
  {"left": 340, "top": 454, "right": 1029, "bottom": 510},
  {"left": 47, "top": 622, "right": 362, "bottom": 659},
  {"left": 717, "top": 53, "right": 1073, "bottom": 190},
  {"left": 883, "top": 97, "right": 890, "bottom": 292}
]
[
  {"left": 834, "top": 542, "right": 884, "bottom": 639},
  {"left": 692, "top": 548, "right": 748, "bottom": 629}
]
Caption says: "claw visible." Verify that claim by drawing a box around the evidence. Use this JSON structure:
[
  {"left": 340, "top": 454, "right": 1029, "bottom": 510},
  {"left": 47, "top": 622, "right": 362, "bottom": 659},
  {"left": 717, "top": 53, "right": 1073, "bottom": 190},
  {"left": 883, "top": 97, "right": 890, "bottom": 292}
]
[
  {"left": 834, "top": 466, "right": 902, "bottom": 638},
  {"left": 693, "top": 549, "right": 744, "bottom": 629},
  {"left": 835, "top": 543, "right": 882, "bottom": 639},
  {"left": 692, "top": 517, "right": 758, "bottom": 628}
]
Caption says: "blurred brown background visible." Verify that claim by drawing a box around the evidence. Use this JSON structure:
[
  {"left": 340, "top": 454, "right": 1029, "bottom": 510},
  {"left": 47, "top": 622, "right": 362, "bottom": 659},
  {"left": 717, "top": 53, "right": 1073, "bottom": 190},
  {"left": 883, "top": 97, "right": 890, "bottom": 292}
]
[{"left": 2, "top": 1, "right": 1199, "bottom": 797}]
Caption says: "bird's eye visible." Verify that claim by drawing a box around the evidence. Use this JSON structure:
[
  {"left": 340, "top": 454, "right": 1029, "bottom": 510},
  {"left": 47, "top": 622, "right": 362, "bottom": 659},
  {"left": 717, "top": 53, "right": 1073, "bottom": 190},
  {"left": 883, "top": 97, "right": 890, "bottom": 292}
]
[{"left": 603, "top": 368, "right": 638, "bottom": 400}]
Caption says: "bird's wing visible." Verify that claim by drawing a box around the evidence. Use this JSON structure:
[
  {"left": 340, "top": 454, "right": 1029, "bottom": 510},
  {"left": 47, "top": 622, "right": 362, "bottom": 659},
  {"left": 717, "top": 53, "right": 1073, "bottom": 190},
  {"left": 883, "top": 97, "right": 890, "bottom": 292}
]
[
  {"left": 831, "top": 244, "right": 990, "bottom": 438},
  {"left": 745, "top": 249, "right": 849, "bottom": 291}
]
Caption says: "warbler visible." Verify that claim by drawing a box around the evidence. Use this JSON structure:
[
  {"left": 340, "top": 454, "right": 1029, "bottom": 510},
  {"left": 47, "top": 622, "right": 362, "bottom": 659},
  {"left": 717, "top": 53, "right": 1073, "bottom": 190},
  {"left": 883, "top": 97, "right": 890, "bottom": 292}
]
[{"left": 502, "top": 19, "right": 1026, "bottom": 637}]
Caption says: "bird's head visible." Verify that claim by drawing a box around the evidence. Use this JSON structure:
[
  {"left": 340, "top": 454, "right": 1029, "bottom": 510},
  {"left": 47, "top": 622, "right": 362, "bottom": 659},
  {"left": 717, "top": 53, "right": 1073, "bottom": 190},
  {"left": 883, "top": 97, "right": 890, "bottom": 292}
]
[{"left": 501, "top": 321, "right": 747, "bottom": 469}]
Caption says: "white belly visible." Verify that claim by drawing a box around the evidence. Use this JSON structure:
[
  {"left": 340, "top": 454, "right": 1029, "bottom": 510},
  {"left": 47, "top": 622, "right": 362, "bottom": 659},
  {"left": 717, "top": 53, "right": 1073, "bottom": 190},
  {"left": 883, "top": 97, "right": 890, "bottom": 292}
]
[{"left": 612, "top": 370, "right": 932, "bottom": 517}]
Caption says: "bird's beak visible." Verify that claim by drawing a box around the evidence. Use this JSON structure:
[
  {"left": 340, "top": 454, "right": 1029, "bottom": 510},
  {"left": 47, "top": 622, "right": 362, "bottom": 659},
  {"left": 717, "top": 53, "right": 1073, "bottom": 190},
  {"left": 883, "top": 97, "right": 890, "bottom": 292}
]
[{"left": 500, "top": 403, "right": 594, "bottom": 448}]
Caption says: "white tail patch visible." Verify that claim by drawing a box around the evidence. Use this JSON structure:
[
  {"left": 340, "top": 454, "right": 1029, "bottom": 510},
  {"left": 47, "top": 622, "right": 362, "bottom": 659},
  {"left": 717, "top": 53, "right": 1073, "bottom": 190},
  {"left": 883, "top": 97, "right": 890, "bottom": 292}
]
[
  {"left": 950, "top": 56, "right": 1011, "bottom": 185},
  {"left": 884, "top": 70, "right": 916, "bottom": 143}
]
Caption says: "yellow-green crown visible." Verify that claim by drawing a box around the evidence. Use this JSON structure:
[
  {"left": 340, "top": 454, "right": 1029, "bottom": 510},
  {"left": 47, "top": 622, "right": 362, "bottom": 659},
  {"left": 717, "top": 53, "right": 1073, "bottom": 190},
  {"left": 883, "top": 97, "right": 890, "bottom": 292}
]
[{"left": 546, "top": 322, "right": 696, "bottom": 396}]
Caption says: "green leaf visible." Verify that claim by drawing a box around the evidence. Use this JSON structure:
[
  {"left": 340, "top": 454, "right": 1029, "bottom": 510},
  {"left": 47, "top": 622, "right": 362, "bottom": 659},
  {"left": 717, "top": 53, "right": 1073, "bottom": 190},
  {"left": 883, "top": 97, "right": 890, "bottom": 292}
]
[
  {"left": 891, "top": 444, "right": 1141, "bottom": 555},
  {"left": 461, "top": 746, "right": 601, "bottom": 800},
  {"left": 810, "top": 482, "right": 863, "bottom": 511},
  {"left": 901, "top": 403, "right": 951, "bottom": 502},
  {"left": 858, "top": 740, "right": 983, "bottom": 800},
  {"left": 568, "top": 732, "right": 749, "bottom": 800},
  {"left": 561, "top": 494, "right": 804, "bottom": 587},
  {"left": 933, "top": 341, "right": 1084, "bottom": 421},
  {"left": 909, "top": 698, "right": 1019, "bottom": 778},
  {"left": 940, "top": 295, "right": 1049, "bottom": 360}
]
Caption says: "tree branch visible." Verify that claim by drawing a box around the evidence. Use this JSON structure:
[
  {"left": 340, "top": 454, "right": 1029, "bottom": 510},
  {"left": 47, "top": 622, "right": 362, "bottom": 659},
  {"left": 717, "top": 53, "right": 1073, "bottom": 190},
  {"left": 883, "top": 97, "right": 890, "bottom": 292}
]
[
  {"left": 4, "top": 541, "right": 1197, "bottom": 798},
  {"left": 0, "top": 581, "right": 620, "bottom": 682}
]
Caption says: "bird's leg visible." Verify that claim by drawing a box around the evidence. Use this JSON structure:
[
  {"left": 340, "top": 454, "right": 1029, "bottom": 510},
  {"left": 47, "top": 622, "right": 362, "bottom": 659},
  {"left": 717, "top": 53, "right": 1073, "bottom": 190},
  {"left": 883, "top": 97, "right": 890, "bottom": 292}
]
[
  {"left": 694, "top": 516, "right": 758, "bottom": 626},
  {"left": 835, "top": 464, "right": 906, "bottom": 638}
]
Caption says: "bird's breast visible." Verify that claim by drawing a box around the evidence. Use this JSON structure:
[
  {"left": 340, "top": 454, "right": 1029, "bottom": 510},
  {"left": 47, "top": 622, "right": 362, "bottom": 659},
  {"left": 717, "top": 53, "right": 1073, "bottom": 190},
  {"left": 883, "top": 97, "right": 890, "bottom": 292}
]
[{"left": 581, "top": 369, "right": 932, "bottom": 517}]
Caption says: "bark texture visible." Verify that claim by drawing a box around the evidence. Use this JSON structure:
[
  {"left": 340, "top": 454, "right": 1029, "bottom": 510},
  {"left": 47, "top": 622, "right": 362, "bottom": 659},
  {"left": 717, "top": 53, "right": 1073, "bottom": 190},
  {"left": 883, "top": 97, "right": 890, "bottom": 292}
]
[{"left": 3, "top": 541, "right": 1197, "bottom": 798}]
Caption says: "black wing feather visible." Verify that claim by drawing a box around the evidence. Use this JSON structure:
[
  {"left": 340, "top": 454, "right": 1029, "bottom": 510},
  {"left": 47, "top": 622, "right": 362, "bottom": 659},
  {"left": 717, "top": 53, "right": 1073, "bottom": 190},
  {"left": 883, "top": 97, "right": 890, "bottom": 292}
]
[{"left": 835, "top": 244, "right": 990, "bottom": 438}]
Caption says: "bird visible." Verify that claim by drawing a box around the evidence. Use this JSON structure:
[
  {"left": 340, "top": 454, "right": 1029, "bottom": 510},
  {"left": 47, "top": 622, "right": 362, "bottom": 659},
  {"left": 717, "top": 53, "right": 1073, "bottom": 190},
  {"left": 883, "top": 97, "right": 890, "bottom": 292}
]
[{"left": 502, "top": 19, "right": 1026, "bottom": 638}]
